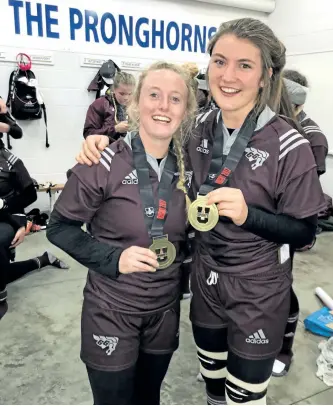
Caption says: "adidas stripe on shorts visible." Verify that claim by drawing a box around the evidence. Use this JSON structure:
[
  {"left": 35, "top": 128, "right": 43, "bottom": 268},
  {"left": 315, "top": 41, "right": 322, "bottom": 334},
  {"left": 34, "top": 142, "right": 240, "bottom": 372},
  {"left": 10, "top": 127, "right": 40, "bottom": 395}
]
[{"left": 189, "top": 256, "right": 292, "bottom": 360}]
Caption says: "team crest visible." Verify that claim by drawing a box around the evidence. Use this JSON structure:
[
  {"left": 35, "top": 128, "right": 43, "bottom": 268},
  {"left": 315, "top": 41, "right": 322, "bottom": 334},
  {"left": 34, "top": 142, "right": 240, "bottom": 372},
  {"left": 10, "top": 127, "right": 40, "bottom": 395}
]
[
  {"left": 93, "top": 335, "right": 119, "bottom": 356},
  {"left": 145, "top": 207, "right": 155, "bottom": 218},
  {"left": 244, "top": 147, "right": 269, "bottom": 170}
]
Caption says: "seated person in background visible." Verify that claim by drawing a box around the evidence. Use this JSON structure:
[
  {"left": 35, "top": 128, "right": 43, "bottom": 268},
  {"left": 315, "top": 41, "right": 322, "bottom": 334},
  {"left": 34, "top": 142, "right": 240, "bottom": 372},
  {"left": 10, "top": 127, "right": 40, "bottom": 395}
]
[
  {"left": 195, "top": 71, "right": 218, "bottom": 113},
  {"left": 0, "top": 136, "right": 68, "bottom": 321},
  {"left": 283, "top": 70, "right": 328, "bottom": 176},
  {"left": 0, "top": 97, "right": 23, "bottom": 140},
  {"left": 83, "top": 72, "right": 136, "bottom": 144},
  {"left": 0, "top": 97, "right": 6, "bottom": 114},
  {"left": 195, "top": 71, "right": 209, "bottom": 112},
  {"left": 181, "top": 62, "right": 199, "bottom": 93}
]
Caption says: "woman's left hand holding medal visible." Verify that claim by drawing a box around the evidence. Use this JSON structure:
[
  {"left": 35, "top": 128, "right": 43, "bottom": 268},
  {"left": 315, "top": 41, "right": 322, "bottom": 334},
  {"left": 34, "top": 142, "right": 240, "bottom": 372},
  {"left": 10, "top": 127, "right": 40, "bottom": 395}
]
[{"left": 206, "top": 187, "right": 249, "bottom": 226}]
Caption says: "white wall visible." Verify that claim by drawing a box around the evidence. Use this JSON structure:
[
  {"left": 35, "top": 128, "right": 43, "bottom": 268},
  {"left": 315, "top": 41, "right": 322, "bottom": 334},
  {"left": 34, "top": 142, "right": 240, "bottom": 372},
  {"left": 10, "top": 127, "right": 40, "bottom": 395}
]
[
  {"left": 0, "top": 0, "right": 268, "bottom": 212},
  {"left": 268, "top": 0, "right": 333, "bottom": 196}
]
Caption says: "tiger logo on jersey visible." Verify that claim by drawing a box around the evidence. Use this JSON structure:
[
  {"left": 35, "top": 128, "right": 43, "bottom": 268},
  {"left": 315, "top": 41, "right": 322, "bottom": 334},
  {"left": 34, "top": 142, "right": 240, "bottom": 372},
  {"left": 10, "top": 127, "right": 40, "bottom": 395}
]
[
  {"left": 244, "top": 147, "right": 269, "bottom": 170},
  {"left": 93, "top": 335, "right": 119, "bottom": 356},
  {"left": 185, "top": 171, "right": 193, "bottom": 189}
]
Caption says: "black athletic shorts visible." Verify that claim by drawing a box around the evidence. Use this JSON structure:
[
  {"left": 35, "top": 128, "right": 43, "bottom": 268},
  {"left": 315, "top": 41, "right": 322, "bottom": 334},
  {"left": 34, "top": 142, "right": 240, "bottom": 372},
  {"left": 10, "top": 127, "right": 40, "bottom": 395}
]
[
  {"left": 81, "top": 299, "right": 180, "bottom": 372},
  {"left": 190, "top": 257, "right": 292, "bottom": 360}
]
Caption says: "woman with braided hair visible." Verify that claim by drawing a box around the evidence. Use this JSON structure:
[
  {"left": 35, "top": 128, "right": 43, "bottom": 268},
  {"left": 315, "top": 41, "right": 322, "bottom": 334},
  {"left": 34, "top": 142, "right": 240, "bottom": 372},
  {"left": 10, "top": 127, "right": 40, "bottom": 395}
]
[
  {"left": 83, "top": 72, "right": 136, "bottom": 144},
  {"left": 47, "top": 61, "right": 196, "bottom": 405}
]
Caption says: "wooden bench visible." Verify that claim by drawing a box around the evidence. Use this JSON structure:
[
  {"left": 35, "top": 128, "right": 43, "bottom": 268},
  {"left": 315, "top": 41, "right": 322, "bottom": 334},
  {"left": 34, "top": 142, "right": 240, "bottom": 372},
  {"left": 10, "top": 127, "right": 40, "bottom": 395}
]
[{"left": 37, "top": 183, "right": 65, "bottom": 212}]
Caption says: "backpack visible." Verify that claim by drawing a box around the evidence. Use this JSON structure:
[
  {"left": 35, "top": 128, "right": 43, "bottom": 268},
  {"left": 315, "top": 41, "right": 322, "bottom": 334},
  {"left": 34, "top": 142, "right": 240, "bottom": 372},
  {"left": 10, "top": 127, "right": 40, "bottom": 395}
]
[{"left": 6, "top": 68, "right": 49, "bottom": 148}]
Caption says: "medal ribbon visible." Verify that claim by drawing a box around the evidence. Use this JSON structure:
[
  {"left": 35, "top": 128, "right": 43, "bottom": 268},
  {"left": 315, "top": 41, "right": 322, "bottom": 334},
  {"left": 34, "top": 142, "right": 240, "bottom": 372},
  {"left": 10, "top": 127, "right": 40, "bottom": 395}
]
[
  {"left": 198, "top": 109, "right": 257, "bottom": 196},
  {"left": 132, "top": 135, "right": 177, "bottom": 239}
]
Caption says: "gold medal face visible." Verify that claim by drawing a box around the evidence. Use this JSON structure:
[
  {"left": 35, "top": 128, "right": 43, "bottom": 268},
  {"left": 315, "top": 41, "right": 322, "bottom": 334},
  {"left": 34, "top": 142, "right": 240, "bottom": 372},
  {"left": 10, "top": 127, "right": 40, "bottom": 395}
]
[
  {"left": 188, "top": 196, "right": 219, "bottom": 232},
  {"left": 149, "top": 236, "right": 176, "bottom": 270}
]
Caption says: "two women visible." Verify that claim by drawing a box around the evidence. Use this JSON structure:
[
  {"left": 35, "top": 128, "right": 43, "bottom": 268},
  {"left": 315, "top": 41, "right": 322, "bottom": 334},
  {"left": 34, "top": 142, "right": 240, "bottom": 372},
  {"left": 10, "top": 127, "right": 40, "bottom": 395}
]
[{"left": 50, "top": 18, "right": 325, "bottom": 405}]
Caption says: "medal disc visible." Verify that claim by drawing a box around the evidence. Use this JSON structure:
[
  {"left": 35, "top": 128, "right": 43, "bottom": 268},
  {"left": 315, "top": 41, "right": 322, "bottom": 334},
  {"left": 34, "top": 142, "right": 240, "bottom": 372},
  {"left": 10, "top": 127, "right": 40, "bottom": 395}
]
[
  {"left": 149, "top": 236, "right": 176, "bottom": 270},
  {"left": 188, "top": 196, "right": 219, "bottom": 232}
]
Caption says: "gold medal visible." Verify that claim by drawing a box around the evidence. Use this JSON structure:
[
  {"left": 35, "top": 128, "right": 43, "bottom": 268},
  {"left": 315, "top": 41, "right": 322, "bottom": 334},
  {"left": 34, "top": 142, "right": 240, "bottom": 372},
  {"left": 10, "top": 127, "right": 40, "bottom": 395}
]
[
  {"left": 188, "top": 196, "right": 219, "bottom": 232},
  {"left": 149, "top": 235, "right": 176, "bottom": 270}
]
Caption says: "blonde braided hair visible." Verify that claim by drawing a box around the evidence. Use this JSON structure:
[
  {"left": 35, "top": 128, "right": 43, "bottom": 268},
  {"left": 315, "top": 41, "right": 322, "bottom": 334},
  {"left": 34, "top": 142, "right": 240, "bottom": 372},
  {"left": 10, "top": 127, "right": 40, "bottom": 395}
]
[
  {"left": 127, "top": 61, "right": 197, "bottom": 211},
  {"left": 110, "top": 92, "right": 120, "bottom": 124},
  {"left": 111, "top": 71, "right": 136, "bottom": 124},
  {"left": 173, "top": 134, "right": 192, "bottom": 211}
]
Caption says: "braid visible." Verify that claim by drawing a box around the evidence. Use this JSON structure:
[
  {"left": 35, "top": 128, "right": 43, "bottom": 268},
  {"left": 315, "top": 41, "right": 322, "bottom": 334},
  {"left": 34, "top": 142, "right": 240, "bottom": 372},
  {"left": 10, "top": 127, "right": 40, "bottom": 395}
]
[
  {"left": 111, "top": 92, "right": 119, "bottom": 124},
  {"left": 173, "top": 135, "right": 191, "bottom": 212}
]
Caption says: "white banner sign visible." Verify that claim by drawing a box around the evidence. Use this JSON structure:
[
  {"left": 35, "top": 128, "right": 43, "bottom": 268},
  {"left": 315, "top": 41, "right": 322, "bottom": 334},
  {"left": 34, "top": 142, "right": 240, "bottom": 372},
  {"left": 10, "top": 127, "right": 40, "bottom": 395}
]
[{"left": 0, "top": 0, "right": 222, "bottom": 63}]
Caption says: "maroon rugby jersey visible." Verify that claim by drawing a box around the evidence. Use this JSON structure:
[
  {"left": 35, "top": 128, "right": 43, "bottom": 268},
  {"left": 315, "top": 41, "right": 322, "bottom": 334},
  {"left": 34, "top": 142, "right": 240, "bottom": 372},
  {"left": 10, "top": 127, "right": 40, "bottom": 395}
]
[
  {"left": 298, "top": 110, "right": 328, "bottom": 174},
  {"left": 54, "top": 132, "right": 187, "bottom": 314},
  {"left": 187, "top": 106, "right": 326, "bottom": 277}
]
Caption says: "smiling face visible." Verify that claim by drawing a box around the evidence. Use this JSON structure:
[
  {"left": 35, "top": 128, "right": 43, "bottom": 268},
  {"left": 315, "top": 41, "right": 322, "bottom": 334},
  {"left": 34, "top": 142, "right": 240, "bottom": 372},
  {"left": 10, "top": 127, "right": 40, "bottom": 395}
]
[
  {"left": 138, "top": 69, "right": 188, "bottom": 142},
  {"left": 208, "top": 34, "right": 264, "bottom": 118}
]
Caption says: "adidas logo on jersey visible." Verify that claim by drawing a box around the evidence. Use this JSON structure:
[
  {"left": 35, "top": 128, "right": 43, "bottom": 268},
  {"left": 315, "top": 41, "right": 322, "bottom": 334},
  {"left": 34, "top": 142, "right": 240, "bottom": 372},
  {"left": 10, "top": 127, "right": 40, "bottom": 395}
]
[
  {"left": 122, "top": 170, "right": 138, "bottom": 185},
  {"left": 196, "top": 139, "right": 209, "bottom": 154},
  {"left": 246, "top": 329, "right": 269, "bottom": 344}
]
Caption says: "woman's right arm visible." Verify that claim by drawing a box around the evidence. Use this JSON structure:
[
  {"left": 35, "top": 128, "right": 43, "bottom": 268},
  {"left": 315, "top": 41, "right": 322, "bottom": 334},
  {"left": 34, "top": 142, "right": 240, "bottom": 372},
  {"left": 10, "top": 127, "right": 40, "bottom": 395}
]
[
  {"left": 47, "top": 210, "right": 123, "bottom": 278},
  {"left": 46, "top": 162, "right": 122, "bottom": 278},
  {"left": 47, "top": 161, "right": 159, "bottom": 276}
]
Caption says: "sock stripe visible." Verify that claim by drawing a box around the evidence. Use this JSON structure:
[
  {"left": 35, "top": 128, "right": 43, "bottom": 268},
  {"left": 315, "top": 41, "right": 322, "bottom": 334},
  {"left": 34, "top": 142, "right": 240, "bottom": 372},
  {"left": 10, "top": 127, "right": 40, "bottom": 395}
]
[{"left": 207, "top": 395, "right": 226, "bottom": 405}]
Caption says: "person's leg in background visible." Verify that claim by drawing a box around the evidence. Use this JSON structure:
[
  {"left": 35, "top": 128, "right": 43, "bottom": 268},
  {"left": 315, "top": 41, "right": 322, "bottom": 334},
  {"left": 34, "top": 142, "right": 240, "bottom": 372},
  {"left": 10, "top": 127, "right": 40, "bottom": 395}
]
[
  {"left": 7, "top": 251, "right": 69, "bottom": 284},
  {"left": 1, "top": 221, "right": 68, "bottom": 319},
  {"left": 193, "top": 324, "right": 229, "bottom": 405},
  {"left": 0, "top": 222, "right": 16, "bottom": 319},
  {"left": 272, "top": 286, "right": 299, "bottom": 376},
  {"left": 180, "top": 259, "right": 192, "bottom": 300},
  {"left": 180, "top": 230, "right": 196, "bottom": 300},
  {"left": 273, "top": 247, "right": 298, "bottom": 377}
]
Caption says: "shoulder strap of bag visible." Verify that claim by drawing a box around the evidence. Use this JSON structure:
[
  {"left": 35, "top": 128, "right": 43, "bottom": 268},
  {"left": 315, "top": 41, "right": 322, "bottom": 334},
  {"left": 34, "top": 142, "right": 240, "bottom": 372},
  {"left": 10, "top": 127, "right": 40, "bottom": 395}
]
[
  {"left": 6, "top": 70, "right": 17, "bottom": 107},
  {"left": 41, "top": 103, "right": 49, "bottom": 148}
]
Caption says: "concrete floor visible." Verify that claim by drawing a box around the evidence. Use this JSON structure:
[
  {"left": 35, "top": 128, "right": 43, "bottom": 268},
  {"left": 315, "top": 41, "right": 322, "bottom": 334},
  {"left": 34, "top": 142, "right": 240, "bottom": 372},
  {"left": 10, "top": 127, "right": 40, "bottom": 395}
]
[{"left": 0, "top": 231, "right": 332, "bottom": 405}]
